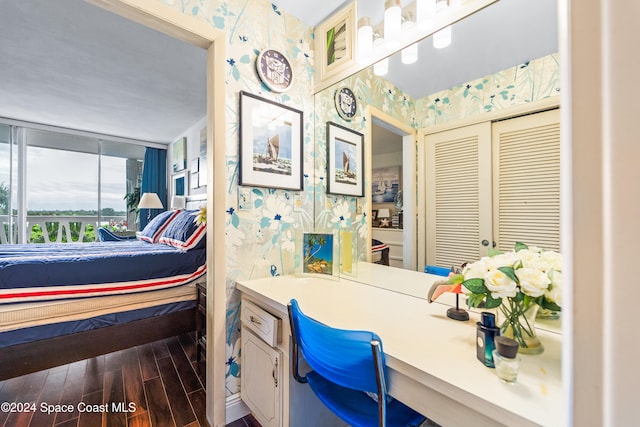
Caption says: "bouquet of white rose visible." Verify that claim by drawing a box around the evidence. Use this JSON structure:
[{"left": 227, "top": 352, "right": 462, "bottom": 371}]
[{"left": 446, "top": 242, "right": 562, "bottom": 353}]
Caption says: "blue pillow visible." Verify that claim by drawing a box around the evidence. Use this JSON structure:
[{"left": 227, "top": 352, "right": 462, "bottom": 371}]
[
  {"left": 158, "top": 209, "right": 206, "bottom": 250},
  {"left": 138, "top": 210, "right": 182, "bottom": 243}
]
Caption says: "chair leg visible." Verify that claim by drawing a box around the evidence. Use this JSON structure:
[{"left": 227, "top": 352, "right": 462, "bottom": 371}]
[
  {"left": 371, "top": 339, "right": 387, "bottom": 427},
  {"left": 287, "top": 303, "right": 308, "bottom": 384}
]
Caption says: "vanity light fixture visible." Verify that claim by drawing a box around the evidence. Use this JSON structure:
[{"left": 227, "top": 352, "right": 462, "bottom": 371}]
[
  {"left": 384, "top": 0, "right": 402, "bottom": 48},
  {"left": 433, "top": 0, "right": 452, "bottom": 49},
  {"left": 372, "top": 37, "right": 389, "bottom": 76},
  {"left": 357, "top": 17, "right": 373, "bottom": 64}
]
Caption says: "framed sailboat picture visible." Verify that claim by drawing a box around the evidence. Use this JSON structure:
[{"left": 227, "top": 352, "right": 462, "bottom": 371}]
[
  {"left": 239, "top": 91, "right": 304, "bottom": 190},
  {"left": 326, "top": 121, "right": 364, "bottom": 197}
]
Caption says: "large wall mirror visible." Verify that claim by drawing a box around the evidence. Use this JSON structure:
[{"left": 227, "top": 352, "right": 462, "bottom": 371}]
[{"left": 312, "top": 0, "right": 560, "bottom": 323}]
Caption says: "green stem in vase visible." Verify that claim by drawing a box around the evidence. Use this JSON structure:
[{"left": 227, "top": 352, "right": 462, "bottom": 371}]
[{"left": 500, "top": 299, "right": 536, "bottom": 349}]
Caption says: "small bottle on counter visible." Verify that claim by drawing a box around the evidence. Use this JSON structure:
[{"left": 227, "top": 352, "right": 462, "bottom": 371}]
[
  {"left": 492, "top": 336, "right": 521, "bottom": 383},
  {"left": 476, "top": 312, "right": 500, "bottom": 368}
]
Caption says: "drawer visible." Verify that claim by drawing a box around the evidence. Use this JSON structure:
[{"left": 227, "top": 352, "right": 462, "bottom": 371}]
[{"left": 241, "top": 300, "right": 281, "bottom": 347}]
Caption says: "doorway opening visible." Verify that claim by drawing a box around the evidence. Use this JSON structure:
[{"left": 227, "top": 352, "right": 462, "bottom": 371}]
[{"left": 368, "top": 109, "right": 416, "bottom": 271}]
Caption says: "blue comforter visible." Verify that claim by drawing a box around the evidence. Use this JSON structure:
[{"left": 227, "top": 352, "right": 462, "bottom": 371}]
[{"left": 0, "top": 240, "right": 206, "bottom": 304}]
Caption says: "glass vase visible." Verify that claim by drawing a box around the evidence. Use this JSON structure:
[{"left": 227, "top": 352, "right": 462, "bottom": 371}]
[{"left": 499, "top": 300, "right": 544, "bottom": 355}]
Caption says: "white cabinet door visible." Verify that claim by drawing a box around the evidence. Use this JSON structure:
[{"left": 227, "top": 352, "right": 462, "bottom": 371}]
[
  {"left": 423, "top": 109, "right": 561, "bottom": 268},
  {"left": 425, "top": 122, "right": 493, "bottom": 268},
  {"left": 492, "top": 109, "right": 561, "bottom": 252},
  {"left": 241, "top": 327, "right": 282, "bottom": 427}
]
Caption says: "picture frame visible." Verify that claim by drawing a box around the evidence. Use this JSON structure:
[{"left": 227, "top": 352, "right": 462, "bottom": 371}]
[
  {"left": 199, "top": 126, "right": 207, "bottom": 158},
  {"left": 372, "top": 166, "right": 401, "bottom": 203},
  {"left": 171, "top": 171, "right": 187, "bottom": 199},
  {"left": 371, "top": 209, "right": 379, "bottom": 220},
  {"left": 339, "top": 230, "right": 358, "bottom": 276},
  {"left": 326, "top": 121, "right": 364, "bottom": 197},
  {"left": 315, "top": 2, "right": 357, "bottom": 86},
  {"left": 190, "top": 172, "right": 199, "bottom": 189},
  {"left": 300, "top": 232, "right": 337, "bottom": 277},
  {"left": 191, "top": 157, "right": 199, "bottom": 174},
  {"left": 239, "top": 91, "right": 303, "bottom": 191},
  {"left": 171, "top": 137, "right": 187, "bottom": 172},
  {"left": 198, "top": 164, "right": 207, "bottom": 188}
]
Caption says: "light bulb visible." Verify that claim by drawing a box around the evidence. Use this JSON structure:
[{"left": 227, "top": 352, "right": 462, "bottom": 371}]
[
  {"left": 433, "top": 0, "right": 452, "bottom": 49},
  {"left": 401, "top": 22, "right": 418, "bottom": 64},
  {"left": 384, "top": 0, "right": 402, "bottom": 47},
  {"left": 357, "top": 17, "right": 373, "bottom": 64},
  {"left": 373, "top": 38, "right": 389, "bottom": 76},
  {"left": 416, "top": 0, "right": 436, "bottom": 29},
  {"left": 433, "top": 26, "right": 451, "bottom": 49}
]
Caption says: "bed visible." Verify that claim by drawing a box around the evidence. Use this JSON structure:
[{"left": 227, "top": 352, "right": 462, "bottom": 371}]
[
  {"left": 372, "top": 239, "right": 389, "bottom": 266},
  {"left": 0, "top": 207, "right": 206, "bottom": 380}
]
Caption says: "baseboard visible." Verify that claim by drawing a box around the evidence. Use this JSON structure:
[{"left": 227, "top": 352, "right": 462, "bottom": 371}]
[{"left": 226, "top": 393, "right": 251, "bottom": 424}]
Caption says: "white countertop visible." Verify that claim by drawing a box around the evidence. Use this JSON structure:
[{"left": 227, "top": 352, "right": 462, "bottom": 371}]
[
  {"left": 237, "top": 273, "right": 563, "bottom": 427},
  {"left": 346, "top": 262, "right": 562, "bottom": 334}
]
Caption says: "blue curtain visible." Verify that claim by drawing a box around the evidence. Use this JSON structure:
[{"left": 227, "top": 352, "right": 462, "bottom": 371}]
[{"left": 140, "top": 147, "right": 167, "bottom": 229}]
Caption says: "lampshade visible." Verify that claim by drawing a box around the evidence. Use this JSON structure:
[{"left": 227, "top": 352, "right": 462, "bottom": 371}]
[
  {"left": 378, "top": 208, "right": 391, "bottom": 218},
  {"left": 384, "top": 0, "right": 402, "bottom": 47},
  {"left": 357, "top": 17, "right": 373, "bottom": 64},
  {"left": 138, "top": 192, "right": 164, "bottom": 210},
  {"left": 171, "top": 195, "right": 186, "bottom": 209}
]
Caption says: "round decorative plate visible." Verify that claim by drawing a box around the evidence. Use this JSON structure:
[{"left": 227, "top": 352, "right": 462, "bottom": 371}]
[
  {"left": 256, "top": 49, "right": 293, "bottom": 92},
  {"left": 334, "top": 87, "right": 357, "bottom": 120}
]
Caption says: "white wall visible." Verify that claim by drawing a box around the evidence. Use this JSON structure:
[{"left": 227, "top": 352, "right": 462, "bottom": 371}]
[
  {"left": 168, "top": 116, "right": 207, "bottom": 199},
  {"left": 565, "top": 0, "right": 640, "bottom": 425}
]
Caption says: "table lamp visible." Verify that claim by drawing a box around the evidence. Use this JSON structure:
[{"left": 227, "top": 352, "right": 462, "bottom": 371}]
[
  {"left": 378, "top": 208, "right": 391, "bottom": 227},
  {"left": 171, "top": 195, "right": 186, "bottom": 210},
  {"left": 138, "top": 192, "right": 164, "bottom": 221}
]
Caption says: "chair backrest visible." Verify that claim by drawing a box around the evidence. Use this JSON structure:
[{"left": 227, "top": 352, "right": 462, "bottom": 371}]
[
  {"left": 98, "top": 227, "right": 120, "bottom": 241},
  {"left": 424, "top": 265, "right": 451, "bottom": 277},
  {"left": 288, "top": 299, "right": 385, "bottom": 395}
]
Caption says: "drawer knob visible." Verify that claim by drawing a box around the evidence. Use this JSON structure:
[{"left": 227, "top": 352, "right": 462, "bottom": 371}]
[{"left": 250, "top": 315, "right": 262, "bottom": 325}]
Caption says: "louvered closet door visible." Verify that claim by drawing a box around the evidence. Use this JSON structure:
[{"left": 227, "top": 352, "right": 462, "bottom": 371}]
[
  {"left": 492, "top": 109, "right": 561, "bottom": 251},
  {"left": 426, "top": 122, "right": 492, "bottom": 269}
]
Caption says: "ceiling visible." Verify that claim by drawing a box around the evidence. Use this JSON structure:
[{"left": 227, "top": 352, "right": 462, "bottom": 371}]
[
  {"left": 0, "top": 0, "right": 557, "bottom": 144},
  {"left": 0, "top": 0, "right": 207, "bottom": 144}
]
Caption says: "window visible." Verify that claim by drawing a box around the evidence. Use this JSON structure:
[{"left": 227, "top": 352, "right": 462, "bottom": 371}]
[
  {"left": 0, "top": 124, "right": 17, "bottom": 244},
  {"left": 0, "top": 123, "right": 149, "bottom": 243}
]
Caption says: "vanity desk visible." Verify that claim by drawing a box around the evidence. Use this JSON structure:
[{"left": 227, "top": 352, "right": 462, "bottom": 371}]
[{"left": 236, "top": 265, "right": 562, "bottom": 427}]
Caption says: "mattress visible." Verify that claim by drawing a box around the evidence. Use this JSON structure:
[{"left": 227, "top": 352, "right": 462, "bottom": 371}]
[{"left": 0, "top": 283, "right": 197, "bottom": 333}]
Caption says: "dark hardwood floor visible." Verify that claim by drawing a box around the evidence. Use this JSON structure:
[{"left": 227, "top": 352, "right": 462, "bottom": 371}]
[{"left": 0, "top": 333, "right": 259, "bottom": 427}]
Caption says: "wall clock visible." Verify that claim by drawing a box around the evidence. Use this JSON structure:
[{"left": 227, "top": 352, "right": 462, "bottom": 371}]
[
  {"left": 334, "top": 86, "right": 357, "bottom": 120},
  {"left": 256, "top": 49, "right": 293, "bottom": 92}
]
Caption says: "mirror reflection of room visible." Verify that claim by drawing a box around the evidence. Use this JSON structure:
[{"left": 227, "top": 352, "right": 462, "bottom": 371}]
[
  {"left": 371, "top": 121, "right": 406, "bottom": 268},
  {"left": 314, "top": 0, "right": 559, "bottom": 281}
]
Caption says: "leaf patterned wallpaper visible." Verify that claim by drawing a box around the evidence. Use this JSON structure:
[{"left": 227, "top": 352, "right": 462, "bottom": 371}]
[{"left": 161, "top": 0, "right": 559, "bottom": 396}]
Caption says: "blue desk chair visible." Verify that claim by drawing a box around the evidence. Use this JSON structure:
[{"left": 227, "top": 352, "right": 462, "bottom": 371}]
[
  {"left": 97, "top": 227, "right": 137, "bottom": 242},
  {"left": 424, "top": 265, "right": 451, "bottom": 277},
  {"left": 287, "top": 299, "right": 426, "bottom": 427}
]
